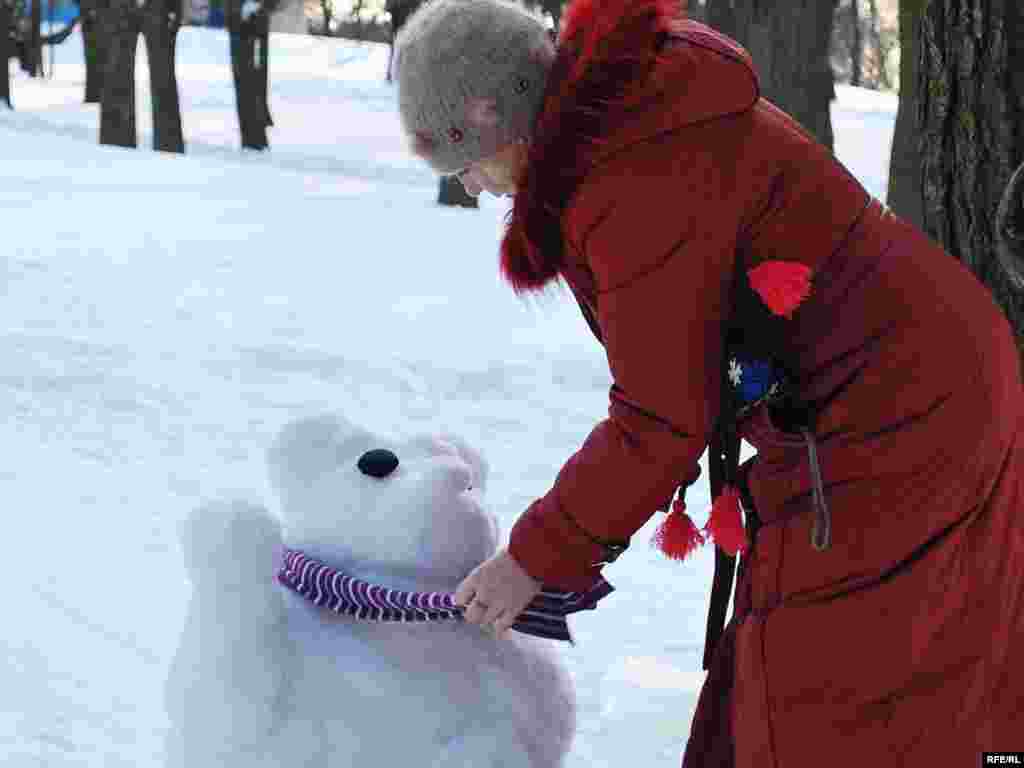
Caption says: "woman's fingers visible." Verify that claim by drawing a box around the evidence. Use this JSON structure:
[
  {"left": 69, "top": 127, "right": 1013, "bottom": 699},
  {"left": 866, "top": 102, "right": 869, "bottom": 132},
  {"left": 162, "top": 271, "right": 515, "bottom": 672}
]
[
  {"left": 463, "top": 595, "right": 505, "bottom": 626},
  {"left": 462, "top": 597, "right": 489, "bottom": 624},
  {"left": 454, "top": 549, "right": 541, "bottom": 636},
  {"left": 479, "top": 601, "right": 506, "bottom": 628},
  {"left": 493, "top": 610, "right": 517, "bottom": 640},
  {"left": 453, "top": 567, "right": 479, "bottom": 607}
]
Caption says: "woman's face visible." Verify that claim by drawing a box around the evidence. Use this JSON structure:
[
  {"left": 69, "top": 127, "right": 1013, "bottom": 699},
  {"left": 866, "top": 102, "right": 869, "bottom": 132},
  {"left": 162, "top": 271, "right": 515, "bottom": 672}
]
[{"left": 455, "top": 141, "right": 529, "bottom": 198}]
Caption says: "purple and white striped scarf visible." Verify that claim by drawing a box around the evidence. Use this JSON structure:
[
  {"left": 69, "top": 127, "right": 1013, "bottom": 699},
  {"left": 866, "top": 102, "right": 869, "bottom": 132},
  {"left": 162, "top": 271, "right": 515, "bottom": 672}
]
[{"left": 277, "top": 548, "right": 614, "bottom": 644}]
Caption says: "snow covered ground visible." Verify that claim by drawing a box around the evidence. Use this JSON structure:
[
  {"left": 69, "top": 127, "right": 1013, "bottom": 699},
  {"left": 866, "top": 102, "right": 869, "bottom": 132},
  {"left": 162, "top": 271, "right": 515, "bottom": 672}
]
[{"left": 2, "top": 29, "right": 896, "bottom": 767}]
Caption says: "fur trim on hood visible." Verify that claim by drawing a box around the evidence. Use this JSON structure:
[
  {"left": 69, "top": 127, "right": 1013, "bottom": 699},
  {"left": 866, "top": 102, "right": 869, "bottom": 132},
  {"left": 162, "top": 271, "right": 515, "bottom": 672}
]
[{"left": 499, "top": 0, "right": 758, "bottom": 294}]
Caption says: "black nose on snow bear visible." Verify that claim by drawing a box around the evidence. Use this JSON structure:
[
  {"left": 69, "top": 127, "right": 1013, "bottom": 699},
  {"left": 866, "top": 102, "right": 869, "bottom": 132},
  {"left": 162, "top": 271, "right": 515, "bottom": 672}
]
[{"left": 357, "top": 449, "right": 400, "bottom": 478}]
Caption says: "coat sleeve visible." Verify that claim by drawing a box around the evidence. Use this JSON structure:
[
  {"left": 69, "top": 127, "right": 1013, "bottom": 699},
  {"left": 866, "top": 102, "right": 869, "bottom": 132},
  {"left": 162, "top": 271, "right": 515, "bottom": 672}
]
[{"left": 507, "top": 187, "right": 740, "bottom": 592}]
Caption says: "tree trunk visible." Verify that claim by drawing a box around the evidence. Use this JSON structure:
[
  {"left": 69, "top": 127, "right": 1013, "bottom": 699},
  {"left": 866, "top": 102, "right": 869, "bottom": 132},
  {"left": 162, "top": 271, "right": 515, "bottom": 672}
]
[
  {"left": 99, "top": 0, "right": 141, "bottom": 148},
  {"left": 386, "top": 31, "right": 393, "bottom": 82},
  {"left": 848, "top": 0, "right": 861, "bottom": 86},
  {"left": 864, "top": 0, "right": 890, "bottom": 90},
  {"left": 81, "top": 0, "right": 108, "bottom": 103},
  {"left": 886, "top": 0, "right": 924, "bottom": 227},
  {"left": 1, "top": 0, "right": 13, "bottom": 107},
  {"left": 437, "top": 176, "right": 479, "bottom": 209},
  {"left": 705, "top": 0, "right": 736, "bottom": 38},
  {"left": 539, "top": 0, "right": 561, "bottom": 35},
  {"left": 226, "top": 0, "right": 271, "bottom": 150},
  {"left": 686, "top": 0, "right": 707, "bottom": 24},
  {"left": 259, "top": 11, "right": 272, "bottom": 127},
  {"left": 318, "top": 0, "right": 331, "bottom": 34},
  {"left": 705, "top": 0, "right": 839, "bottom": 151},
  {"left": 385, "top": 0, "right": 415, "bottom": 82},
  {"left": 27, "top": 0, "right": 41, "bottom": 75},
  {"left": 996, "top": 163, "right": 1024, "bottom": 293},
  {"left": 141, "top": 0, "right": 184, "bottom": 152},
  {"left": 920, "top": 0, "right": 1024, "bottom": 351}
]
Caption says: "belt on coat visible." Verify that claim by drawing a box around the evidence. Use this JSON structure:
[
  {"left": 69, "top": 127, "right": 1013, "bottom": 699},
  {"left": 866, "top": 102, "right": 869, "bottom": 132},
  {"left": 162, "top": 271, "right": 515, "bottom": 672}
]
[{"left": 702, "top": 406, "right": 832, "bottom": 670}]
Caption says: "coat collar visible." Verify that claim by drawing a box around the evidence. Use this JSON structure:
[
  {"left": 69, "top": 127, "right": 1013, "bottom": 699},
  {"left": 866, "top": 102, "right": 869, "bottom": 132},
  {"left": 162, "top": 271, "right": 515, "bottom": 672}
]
[{"left": 499, "top": 0, "right": 760, "bottom": 294}]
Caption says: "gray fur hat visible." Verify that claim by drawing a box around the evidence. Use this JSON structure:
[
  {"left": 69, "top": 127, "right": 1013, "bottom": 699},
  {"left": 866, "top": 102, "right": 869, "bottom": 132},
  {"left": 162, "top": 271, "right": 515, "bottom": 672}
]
[{"left": 393, "top": 0, "right": 556, "bottom": 174}]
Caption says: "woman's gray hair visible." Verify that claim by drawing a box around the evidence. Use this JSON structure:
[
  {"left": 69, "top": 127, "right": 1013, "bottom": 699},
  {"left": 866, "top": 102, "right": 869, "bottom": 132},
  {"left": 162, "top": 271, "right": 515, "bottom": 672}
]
[{"left": 393, "top": 0, "right": 555, "bottom": 174}]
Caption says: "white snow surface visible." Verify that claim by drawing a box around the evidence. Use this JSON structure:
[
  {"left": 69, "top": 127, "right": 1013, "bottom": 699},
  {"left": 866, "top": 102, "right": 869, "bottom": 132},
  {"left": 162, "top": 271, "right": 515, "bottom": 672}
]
[{"left": 1, "top": 30, "right": 896, "bottom": 768}]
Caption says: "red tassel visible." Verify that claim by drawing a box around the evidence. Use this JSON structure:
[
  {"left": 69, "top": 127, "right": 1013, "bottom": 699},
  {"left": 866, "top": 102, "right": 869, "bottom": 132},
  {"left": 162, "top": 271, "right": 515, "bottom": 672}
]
[
  {"left": 747, "top": 261, "right": 813, "bottom": 319},
  {"left": 704, "top": 485, "right": 748, "bottom": 556},
  {"left": 652, "top": 498, "right": 706, "bottom": 561}
]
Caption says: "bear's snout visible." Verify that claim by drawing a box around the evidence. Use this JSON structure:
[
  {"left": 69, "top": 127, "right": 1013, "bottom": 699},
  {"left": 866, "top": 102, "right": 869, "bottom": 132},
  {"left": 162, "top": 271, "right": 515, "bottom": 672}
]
[
  {"left": 430, "top": 438, "right": 459, "bottom": 458},
  {"left": 429, "top": 457, "right": 474, "bottom": 494}
]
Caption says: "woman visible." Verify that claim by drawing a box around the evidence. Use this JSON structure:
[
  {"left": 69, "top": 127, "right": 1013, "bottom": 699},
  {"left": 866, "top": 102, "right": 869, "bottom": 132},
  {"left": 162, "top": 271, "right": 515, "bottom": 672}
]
[{"left": 393, "top": 0, "right": 1024, "bottom": 765}]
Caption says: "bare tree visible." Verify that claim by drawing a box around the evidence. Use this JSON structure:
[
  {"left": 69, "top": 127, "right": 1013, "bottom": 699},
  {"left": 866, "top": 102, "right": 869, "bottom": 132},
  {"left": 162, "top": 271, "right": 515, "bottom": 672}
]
[
  {"left": 319, "top": 0, "right": 333, "bottom": 35},
  {"left": 706, "top": 0, "right": 840, "bottom": 150},
  {"left": 919, "top": 0, "right": 1024, "bottom": 349},
  {"left": 848, "top": 0, "right": 862, "bottom": 86},
  {"left": 99, "top": 0, "right": 142, "bottom": 147},
  {"left": 1, "top": 0, "right": 14, "bottom": 107},
  {"left": 886, "top": 0, "right": 924, "bottom": 228},
  {"left": 536, "top": 0, "right": 562, "bottom": 34},
  {"left": 141, "top": 0, "right": 184, "bottom": 152},
  {"left": 26, "top": 0, "right": 41, "bottom": 76},
  {"left": 81, "top": 0, "right": 110, "bottom": 103},
  {"left": 522, "top": 0, "right": 563, "bottom": 38},
  {"left": 384, "top": 0, "right": 416, "bottom": 82},
  {"left": 863, "top": 0, "right": 894, "bottom": 89},
  {"left": 226, "top": 0, "right": 276, "bottom": 150},
  {"left": 996, "top": 163, "right": 1024, "bottom": 295},
  {"left": 687, "top": 0, "right": 707, "bottom": 24},
  {"left": 4, "top": 3, "right": 81, "bottom": 98},
  {"left": 99, "top": 0, "right": 185, "bottom": 152}
]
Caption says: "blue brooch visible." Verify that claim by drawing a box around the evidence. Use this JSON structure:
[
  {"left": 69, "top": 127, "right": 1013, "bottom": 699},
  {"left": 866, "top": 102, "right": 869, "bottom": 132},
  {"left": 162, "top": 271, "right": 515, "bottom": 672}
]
[{"left": 727, "top": 353, "right": 790, "bottom": 420}]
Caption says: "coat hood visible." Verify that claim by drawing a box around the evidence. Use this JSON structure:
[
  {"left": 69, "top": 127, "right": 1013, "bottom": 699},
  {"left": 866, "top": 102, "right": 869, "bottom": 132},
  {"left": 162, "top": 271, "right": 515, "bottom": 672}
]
[{"left": 499, "top": 0, "right": 760, "bottom": 293}]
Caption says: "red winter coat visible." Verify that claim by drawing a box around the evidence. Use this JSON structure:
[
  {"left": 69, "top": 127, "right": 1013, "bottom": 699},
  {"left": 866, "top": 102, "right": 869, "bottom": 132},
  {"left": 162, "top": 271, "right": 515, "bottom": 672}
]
[{"left": 502, "top": 0, "right": 1024, "bottom": 765}]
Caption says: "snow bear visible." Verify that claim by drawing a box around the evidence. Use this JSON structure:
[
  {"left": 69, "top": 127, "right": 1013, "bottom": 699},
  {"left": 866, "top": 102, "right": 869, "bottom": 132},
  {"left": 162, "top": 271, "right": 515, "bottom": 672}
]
[{"left": 164, "top": 413, "right": 577, "bottom": 768}]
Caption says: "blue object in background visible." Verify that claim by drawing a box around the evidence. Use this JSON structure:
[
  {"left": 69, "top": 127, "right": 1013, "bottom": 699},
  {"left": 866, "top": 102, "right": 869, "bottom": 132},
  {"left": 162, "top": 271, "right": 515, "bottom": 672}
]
[{"left": 25, "top": 0, "right": 79, "bottom": 24}]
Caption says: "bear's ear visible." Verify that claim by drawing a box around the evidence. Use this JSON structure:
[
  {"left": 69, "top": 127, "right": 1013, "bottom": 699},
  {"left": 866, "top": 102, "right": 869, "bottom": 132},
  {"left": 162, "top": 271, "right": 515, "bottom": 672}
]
[{"left": 180, "top": 499, "right": 282, "bottom": 582}]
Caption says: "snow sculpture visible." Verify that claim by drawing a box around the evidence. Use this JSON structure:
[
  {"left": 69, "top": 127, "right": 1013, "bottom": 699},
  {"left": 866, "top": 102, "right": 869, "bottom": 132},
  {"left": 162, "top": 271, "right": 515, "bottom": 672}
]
[{"left": 164, "top": 413, "right": 577, "bottom": 768}]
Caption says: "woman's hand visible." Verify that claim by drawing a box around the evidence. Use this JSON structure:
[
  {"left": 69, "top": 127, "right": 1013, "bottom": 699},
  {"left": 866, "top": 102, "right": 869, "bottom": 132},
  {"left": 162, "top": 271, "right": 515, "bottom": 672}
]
[{"left": 454, "top": 548, "right": 542, "bottom": 639}]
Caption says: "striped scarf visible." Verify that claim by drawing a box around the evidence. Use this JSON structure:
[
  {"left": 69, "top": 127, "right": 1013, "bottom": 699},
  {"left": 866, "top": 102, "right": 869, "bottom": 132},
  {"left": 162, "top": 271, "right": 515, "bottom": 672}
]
[{"left": 277, "top": 548, "right": 614, "bottom": 644}]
